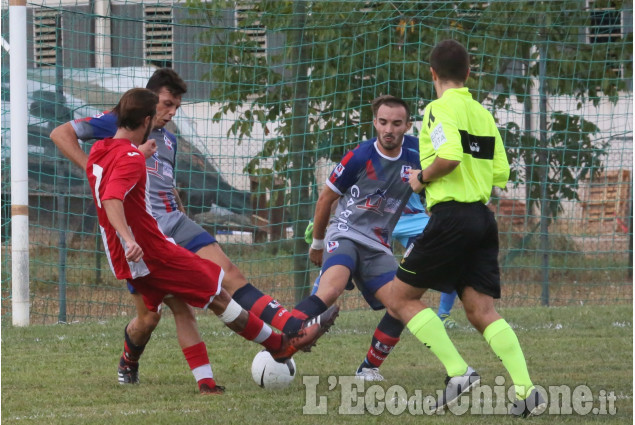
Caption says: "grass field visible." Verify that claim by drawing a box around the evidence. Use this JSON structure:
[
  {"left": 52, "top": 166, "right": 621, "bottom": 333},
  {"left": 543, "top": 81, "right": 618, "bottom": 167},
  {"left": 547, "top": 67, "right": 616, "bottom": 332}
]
[{"left": 2, "top": 304, "right": 632, "bottom": 424}]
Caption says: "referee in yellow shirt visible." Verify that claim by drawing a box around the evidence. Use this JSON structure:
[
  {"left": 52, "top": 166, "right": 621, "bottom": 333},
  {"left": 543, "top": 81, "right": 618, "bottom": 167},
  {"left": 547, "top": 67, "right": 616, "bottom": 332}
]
[{"left": 384, "top": 40, "right": 545, "bottom": 417}]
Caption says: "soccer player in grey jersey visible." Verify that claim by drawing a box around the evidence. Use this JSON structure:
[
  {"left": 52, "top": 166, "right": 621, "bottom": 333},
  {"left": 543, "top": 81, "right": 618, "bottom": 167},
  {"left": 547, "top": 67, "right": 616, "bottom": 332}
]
[
  {"left": 285, "top": 95, "right": 420, "bottom": 380},
  {"left": 51, "top": 69, "right": 304, "bottom": 393}
]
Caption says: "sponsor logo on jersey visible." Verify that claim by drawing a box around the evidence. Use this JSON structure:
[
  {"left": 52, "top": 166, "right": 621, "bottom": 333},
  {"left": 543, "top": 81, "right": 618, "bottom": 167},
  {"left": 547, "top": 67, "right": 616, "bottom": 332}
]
[
  {"left": 357, "top": 188, "right": 386, "bottom": 215},
  {"left": 127, "top": 152, "right": 140, "bottom": 157},
  {"left": 164, "top": 134, "right": 173, "bottom": 150},
  {"left": 163, "top": 164, "right": 173, "bottom": 179},
  {"left": 430, "top": 123, "right": 447, "bottom": 150},
  {"left": 384, "top": 197, "right": 401, "bottom": 214},
  {"left": 75, "top": 111, "right": 106, "bottom": 123},
  {"left": 400, "top": 165, "right": 411, "bottom": 182},
  {"left": 327, "top": 241, "right": 339, "bottom": 253},
  {"left": 336, "top": 185, "right": 360, "bottom": 231},
  {"left": 334, "top": 163, "right": 345, "bottom": 177},
  {"left": 469, "top": 141, "right": 481, "bottom": 152}
]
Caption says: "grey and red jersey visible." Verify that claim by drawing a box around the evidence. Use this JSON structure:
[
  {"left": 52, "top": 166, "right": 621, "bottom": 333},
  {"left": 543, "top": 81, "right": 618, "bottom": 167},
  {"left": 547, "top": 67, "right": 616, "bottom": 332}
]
[
  {"left": 71, "top": 111, "right": 185, "bottom": 232},
  {"left": 325, "top": 135, "right": 420, "bottom": 254}
]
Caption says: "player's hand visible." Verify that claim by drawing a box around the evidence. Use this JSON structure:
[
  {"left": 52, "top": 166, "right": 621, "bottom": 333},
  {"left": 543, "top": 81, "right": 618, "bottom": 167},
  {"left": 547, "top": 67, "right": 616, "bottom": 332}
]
[
  {"left": 309, "top": 247, "right": 324, "bottom": 267},
  {"left": 125, "top": 240, "right": 144, "bottom": 263},
  {"left": 139, "top": 139, "right": 157, "bottom": 159},
  {"left": 408, "top": 169, "right": 426, "bottom": 194}
]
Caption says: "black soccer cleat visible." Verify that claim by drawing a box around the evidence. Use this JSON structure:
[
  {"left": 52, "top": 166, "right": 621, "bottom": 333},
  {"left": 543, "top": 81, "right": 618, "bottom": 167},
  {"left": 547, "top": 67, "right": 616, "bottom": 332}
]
[
  {"left": 118, "top": 358, "right": 140, "bottom": 384},
  {"left": 269, "top": 305, "right": 340, "bottom": 362},
  {"left": 199, "top": 383, "right": 226, "bottom": 395}
]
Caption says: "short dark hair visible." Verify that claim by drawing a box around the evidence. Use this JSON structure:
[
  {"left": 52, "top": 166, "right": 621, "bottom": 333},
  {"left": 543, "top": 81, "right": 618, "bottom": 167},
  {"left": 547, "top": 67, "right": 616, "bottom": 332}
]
[
  {"left": 113, "top": 88, "right": 159, "bottom": 130},
  {"left": 371, "top": 95, "right": 411, "bottom": 120},
  {"left": 146, "top": 68, "right": 187, "bottom": 96},
  {"left": 430, "top": 39, "right": 470, "bottom": 83}
]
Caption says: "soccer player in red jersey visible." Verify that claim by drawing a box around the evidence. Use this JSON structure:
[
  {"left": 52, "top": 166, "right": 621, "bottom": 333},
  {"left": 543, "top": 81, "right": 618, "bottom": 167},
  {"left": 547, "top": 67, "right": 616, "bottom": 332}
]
[
  {"left": 52, "top": 69, "right": 310, "bottom": 393},
  {"left": 86, "top": 88, "right": 338, "bottom": 393}
]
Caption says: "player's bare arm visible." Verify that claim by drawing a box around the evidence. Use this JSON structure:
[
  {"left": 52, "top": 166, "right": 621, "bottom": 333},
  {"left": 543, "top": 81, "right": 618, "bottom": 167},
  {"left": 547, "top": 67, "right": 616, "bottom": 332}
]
[
  {"left": 102, "top": 199, "right": 144, "bottom": 262},
  {"left": 309, "top": 185, "right": 341, "bottom": 267},
  {"left": 50, "top": 122, "right": 89, "bottom": 170},
  {"left": 171, "top": 187, "right": 187, "bottom": 214}
]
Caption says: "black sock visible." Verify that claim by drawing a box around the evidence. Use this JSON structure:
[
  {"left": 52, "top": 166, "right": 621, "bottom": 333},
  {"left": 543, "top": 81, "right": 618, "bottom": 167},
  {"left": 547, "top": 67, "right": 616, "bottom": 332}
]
[{"left": 122, "top": 323, "right": 148, "bottom": 365}]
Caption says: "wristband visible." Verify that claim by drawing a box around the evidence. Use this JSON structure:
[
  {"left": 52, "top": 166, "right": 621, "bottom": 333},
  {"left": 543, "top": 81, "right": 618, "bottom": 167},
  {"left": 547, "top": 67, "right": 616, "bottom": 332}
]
[
  {"left": 417, "top": 171, "right": 430, "bottom": 185},
  {"left": 311, "top": 238, "right": 325, "bottom": 250}
]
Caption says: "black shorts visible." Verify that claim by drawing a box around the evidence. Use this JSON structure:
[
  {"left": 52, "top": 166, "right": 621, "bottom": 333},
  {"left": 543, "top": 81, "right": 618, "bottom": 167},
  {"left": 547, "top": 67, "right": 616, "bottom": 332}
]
[{"left": 396, "top": 201, "right": 501, "bottom": 299}]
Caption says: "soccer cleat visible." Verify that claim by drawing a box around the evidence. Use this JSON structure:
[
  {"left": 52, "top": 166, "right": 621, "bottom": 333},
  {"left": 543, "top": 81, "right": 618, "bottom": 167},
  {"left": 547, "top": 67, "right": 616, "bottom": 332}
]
[
  {"left": 510, "top": 387, "right": 547, "bottom": 418},
  {"left": 118, "top": 363, "right": 140, "bottom": 384},
  {"left": 435, "top": 366, "right": 480, "bottom": 412},
  {"left": 439, "top": 314, "right": 458, "bottom": 329},
  {"left": 297, "top": 304, "right": 341, "bottom": 351},
  {"left": 199, "top": 383, "right": 226, "bottom": 395},
  {"left": 355, "top": 367, "right": 385, "bottom": 382},
  {"left": 270, "top": 305, "right": 340, "bottom": 362}
]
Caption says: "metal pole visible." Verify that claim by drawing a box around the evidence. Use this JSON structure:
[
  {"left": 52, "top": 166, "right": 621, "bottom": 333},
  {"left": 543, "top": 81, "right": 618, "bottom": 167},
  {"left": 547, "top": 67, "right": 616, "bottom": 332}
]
[
  {"left": 94, "top": 0, "right": 112, "bottom": 68},
  {"left": 57, "top": 195, "right": 68, "bottom": 323},
  {"left": 10, "top": 0, "right": 30, "bottom": 326},
  {"left": 538, "top": 39, "right": 550, "bottom": 306},
  {"left": 55, "top": 16, "right": 67, "bottom": 323},
  {"left": 289, "top": 0, "right": 312, "bottom": 303}
]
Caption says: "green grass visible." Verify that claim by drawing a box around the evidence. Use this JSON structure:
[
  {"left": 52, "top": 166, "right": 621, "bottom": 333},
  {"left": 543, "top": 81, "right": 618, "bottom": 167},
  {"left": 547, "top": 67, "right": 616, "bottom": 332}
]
[{"left": 2, "top": 305, "right": 632, "bottom": 424}]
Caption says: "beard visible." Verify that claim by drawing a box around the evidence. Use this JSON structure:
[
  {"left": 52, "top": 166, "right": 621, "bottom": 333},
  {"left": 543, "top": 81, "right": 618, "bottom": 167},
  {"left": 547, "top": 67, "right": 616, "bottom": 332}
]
[
  {"left": 378, "top": 134, "right": 402, "bottom": 151},
  {"left": 140, "top": 117, "right": 154, "bottom": 144}
]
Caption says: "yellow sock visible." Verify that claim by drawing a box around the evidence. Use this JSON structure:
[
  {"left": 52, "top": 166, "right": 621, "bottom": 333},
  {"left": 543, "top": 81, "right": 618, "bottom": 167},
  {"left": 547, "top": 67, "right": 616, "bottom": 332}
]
[
  {"left": 484, "top": 319, "right": 534, "bottom": 399},
  {"left": 407, "top": 308, "right": 468, "bottom": 377}
]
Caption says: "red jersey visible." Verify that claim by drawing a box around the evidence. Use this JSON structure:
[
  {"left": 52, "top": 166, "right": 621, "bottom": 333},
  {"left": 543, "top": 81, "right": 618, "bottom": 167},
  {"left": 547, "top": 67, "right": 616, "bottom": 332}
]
[
  {"left": 86, "top": 138, "right": 223, "bottom": 311},
  {"left": 86, "top": 138, "right": 170, "bottom": 279}
]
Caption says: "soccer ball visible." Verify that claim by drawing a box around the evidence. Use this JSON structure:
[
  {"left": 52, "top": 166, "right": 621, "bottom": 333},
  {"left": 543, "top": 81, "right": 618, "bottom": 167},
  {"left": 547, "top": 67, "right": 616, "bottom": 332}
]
[{"left": 251, "top": 350, "right": 296, "bottom": 389}]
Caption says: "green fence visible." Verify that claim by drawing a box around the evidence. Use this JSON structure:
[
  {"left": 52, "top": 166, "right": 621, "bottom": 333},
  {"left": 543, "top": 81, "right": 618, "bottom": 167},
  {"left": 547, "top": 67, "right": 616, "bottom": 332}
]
[{"left": 1, "top": 0, "right": 633, "bottom": 324}]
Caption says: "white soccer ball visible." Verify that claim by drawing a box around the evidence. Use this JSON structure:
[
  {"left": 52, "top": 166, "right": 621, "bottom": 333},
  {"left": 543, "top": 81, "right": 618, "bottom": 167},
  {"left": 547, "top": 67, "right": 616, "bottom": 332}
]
[{"left": 251, "top": 350, "right": 296, "bottom": 390}]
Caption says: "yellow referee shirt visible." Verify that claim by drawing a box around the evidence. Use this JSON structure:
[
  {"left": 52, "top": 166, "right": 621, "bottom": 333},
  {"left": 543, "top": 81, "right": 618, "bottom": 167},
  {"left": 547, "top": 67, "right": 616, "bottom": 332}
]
[{"left": 419, "top": 87, "right": 510, "bottom": 209}]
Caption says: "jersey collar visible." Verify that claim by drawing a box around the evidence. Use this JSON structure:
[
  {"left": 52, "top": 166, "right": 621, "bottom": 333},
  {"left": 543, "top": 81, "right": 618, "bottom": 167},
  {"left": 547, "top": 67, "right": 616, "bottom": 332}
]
[{"left": 373, "top": 139, "right": 403, "bottom": 161}]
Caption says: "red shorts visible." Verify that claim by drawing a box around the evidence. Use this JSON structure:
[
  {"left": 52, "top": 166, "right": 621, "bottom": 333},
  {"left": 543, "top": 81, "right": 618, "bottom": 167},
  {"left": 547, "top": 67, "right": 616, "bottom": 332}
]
[{"left": 128, "top": 247, "right": 223, "bottom": 312}]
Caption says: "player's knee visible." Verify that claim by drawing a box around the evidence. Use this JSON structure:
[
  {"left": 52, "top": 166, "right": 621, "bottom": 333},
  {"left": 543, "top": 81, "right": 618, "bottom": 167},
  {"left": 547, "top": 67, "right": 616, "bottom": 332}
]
[
  {"left": 220, "top": 263, "right": 247, "bottom": 293},
  {"left": 225, "top": 262, "right": 246, "bottom": 281},
  {"left": 208, "top": 289, "right": 233, "bottom": 315},
  {"left": 316, "top": 285, "right": 344, "bottom": 306},
  {"left": 464, "top": 304, "right": 495, "bottom": 332},
  {"left": 136, "top": 310, "right": 161, "bottom": 332},
  {"left": 168, "top": 303, "right": 197, "bottom": 325}
]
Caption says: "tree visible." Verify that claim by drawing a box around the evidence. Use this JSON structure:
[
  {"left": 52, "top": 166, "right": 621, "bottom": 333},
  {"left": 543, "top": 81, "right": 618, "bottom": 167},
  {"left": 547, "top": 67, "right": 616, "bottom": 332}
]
[
  {"left": 454, "top": 0, "right": 631, "bottom": 218},
  {"left": 185, "top": 0, "right": 632, "bottom": 300}
]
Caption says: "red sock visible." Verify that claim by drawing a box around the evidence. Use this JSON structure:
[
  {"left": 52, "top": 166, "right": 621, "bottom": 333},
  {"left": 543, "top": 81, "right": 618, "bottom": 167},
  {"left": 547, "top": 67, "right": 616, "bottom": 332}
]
[
  {"left": 231, "top": 283, "right": 302, "bottom": 331},
  {"left": 239, "top": 311, "right": 282, "bottom": 352},
  {"left": 290, "top": 309, "right": 309, "bottom": 320},
  {"left": 183, "top": 342, "right": 216, "bottom": 389},
  {"left": 365, "top": 329, "right": 400, "bottom": 368}
]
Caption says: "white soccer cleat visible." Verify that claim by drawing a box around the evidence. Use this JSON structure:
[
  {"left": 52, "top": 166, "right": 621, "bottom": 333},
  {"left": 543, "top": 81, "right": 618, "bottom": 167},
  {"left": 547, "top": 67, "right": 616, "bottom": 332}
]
[
  {"left": 355, "top": 367, "right": 385, "bottom": 382},
  {"left": 435, "top": 366, "right": 480, "bottom": 412}
]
